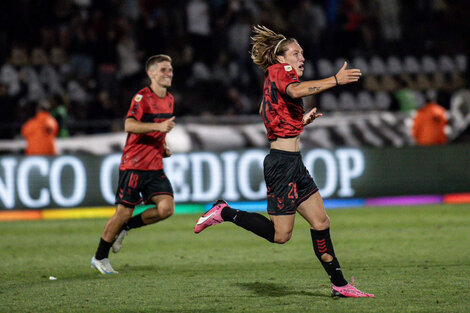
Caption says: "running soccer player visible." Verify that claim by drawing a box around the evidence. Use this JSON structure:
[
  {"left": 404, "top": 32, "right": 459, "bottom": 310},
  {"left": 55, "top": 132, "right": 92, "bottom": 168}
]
[
  {"left": 92, "top": 54, "right": 176, "bottom": 274},
  {"left": 194, "top": 26, "right": 374, "bottom": 298}
]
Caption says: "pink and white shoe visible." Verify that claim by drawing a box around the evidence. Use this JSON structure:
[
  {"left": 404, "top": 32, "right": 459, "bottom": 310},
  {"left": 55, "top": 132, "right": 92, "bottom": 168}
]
[
  {"left": 194, "top": 200, "right": 228, "bottom": 234},
  {"left": 331, "top": 280, "right": 374, "bottom": 298}
]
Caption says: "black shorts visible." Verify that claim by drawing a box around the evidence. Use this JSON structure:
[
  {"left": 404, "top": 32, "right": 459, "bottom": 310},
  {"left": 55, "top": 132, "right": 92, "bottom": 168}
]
[
  {"left": 264, "top": 149, "right": 318, "bottom": 215},
  {"left": 115, "top": 170, "right": 173, "bottom": 208}
]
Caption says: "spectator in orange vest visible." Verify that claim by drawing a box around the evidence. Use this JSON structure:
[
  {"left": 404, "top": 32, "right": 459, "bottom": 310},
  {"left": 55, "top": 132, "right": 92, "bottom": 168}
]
[
  {"left": 412, "top": 90, "right": 447, "bottom": 146},
  {"left": 21, "top": 100, "right": 59, "bottom": 155}
]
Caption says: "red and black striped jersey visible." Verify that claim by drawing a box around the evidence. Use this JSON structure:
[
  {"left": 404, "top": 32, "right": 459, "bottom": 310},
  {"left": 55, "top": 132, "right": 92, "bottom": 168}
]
[
  {"left": 261, "top": 63, "right": 304, "bottom": 141},
  {"left": 120, "top": 87, "right": 174, "bottom": 171}
]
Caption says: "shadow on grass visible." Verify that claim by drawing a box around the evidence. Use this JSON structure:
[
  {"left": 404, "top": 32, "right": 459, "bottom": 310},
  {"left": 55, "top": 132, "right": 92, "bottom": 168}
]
[{"left": 235, "top": 282, "right": 326, "bottom": 298}]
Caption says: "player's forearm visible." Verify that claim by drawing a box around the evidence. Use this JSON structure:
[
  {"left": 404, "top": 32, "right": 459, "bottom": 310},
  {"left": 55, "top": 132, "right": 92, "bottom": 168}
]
[
  {"left": 124, "top": 118, "right": 159, "bottom": 134},
  {"left": 287, "top": 77, "right": 337, "bottom": 98}
]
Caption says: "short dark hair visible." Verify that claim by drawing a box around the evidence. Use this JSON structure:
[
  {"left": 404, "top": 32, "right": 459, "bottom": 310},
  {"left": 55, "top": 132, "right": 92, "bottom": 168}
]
[{"left": 145, "top": 54, "right": 172, "bottom": 72}]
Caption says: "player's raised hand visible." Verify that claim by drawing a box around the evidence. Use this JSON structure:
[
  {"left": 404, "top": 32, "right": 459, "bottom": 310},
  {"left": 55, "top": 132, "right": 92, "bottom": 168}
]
[
  {"left": 303, "top": 107, "right": 323, "bottom": 126},
  {"left": 335, "top": 61, "right": 361, "bottom": 85},
  {"left": 158, "top": 116, "right": 175, "bottom": 133}
]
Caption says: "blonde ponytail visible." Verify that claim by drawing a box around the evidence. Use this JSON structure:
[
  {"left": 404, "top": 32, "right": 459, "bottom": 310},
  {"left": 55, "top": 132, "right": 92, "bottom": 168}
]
[{"left": 250, "top": 25, "right": 296, "bottom": 71}]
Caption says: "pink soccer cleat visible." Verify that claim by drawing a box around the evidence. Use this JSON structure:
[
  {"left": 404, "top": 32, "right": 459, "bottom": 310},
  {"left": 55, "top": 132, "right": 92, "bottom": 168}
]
[
  {"left": 331, "top": 280, "right": 374, "bottom": 298},
  {"left": 194, "top": 200, "right": 228, "bottom": 234}
]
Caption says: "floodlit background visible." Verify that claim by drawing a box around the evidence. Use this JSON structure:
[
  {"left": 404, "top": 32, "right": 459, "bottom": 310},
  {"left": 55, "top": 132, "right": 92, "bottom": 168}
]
[{"left": 1, "top": 2, "right": 470, "bottom": 313}]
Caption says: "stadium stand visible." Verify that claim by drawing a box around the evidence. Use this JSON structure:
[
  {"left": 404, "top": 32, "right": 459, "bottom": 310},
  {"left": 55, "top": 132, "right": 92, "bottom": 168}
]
[{"left": 0, "top": 0, "right": 469, "bottom": 146}]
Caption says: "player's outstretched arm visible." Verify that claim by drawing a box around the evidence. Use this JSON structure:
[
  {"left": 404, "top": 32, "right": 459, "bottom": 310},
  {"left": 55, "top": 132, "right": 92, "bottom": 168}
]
[
  {"left": 124, "top": 117, "right": 175, "bottom": 134},
  {"left": 286, "top": 61, "right": 361, "bottom": 99}
]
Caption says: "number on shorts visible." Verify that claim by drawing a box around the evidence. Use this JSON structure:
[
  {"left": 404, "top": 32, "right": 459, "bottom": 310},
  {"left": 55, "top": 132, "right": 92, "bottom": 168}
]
[
  {"left": 288, "top": 182, "right": 298, "bottom": 199},
  {"left": 128, "top": 173, "right": 139, "bottom": 189}
]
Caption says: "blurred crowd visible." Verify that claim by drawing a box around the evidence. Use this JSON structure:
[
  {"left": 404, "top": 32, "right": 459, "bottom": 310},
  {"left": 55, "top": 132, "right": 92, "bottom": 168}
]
[{"left": 0, "top": 0, "right": 469, "bottom": 138}]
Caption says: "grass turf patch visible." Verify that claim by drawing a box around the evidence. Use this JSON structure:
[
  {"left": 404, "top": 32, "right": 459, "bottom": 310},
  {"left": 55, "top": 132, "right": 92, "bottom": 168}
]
[{"left": 1, "top": 204, "right": 469, "bottom": 312}]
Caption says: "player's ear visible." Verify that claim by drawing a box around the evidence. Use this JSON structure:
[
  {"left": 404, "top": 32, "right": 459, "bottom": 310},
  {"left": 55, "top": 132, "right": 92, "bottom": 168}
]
[
  {"left": 276, "top": 55, "right": 285, "bottom": 63},
  {"left": 147, "top": 66, "right": 156, "bottom": 78}
]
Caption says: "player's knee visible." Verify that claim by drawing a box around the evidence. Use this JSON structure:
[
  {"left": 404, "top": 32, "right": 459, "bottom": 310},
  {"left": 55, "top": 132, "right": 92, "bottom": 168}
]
[
  {"left": 159, "top": 205, "right": 174, "bottom": 218},
  {"left": 116, "top": 206, "right": 133, "bottom": 221},
  {"left": 312, "top": 216, "right": 330, "bottom": 231},
  {"left": 274, "top": 232, "right": 292, "bottom": 244}
]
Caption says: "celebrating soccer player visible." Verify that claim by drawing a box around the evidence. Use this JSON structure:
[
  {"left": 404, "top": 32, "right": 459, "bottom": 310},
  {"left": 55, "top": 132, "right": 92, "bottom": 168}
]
[
  {"left": 92, "top": 55, "right": 176, "bottom": 274},
  {"left": 194, "top": 26, "right": 374, "bottom": 298}
]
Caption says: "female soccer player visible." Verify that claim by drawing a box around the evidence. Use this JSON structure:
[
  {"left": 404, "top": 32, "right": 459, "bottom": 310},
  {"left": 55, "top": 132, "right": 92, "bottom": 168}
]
[{"left": 194, "top": 26, "right": 374, "bottom": 298}]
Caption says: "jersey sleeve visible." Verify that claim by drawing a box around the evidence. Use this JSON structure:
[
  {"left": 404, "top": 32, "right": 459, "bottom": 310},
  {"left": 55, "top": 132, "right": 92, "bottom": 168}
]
[
  {"left": 275, "top": 64, "right": 300, "bottom": 94},
  {"left": 126, "top": 94, "right": 145, "bottom": 121}
]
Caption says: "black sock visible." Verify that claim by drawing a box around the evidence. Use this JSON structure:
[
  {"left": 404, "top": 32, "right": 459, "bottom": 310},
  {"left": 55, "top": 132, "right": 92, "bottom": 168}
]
[
  {"left": 310, "top": 228, "right": 348, "bottom": 287},
  {"left": 95, "top": 237, "right": 113, "bottom": 260},
  {"left": 221, "top": 207, "right": 275, "bottom": 243},
  {"left": 123, "top": 214, "right": 145, "bottom": 231}
]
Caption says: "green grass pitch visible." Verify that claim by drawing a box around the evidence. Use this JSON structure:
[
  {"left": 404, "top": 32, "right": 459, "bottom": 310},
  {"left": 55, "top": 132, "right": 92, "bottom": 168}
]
[{"left": 1, "top": 204, "right": 469, "bottom": 313}]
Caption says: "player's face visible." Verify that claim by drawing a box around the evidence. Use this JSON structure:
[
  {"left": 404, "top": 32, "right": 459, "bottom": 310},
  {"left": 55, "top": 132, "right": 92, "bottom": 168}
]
[
  {"left": 278, "top": 41, "right": 305, "bottom": 77},
  {"left": 149, "top": 61, "right": 173, "bottom": 88}
]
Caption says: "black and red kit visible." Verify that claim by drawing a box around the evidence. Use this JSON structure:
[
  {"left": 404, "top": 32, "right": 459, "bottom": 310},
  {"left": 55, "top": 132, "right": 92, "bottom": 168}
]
[
  {"left": 116, "top": 87, "right": 174, "bottom": 208},
  {"left": 120, "top": 87, "right": 174, "bottom": 171},
  {"left": 260, "top": 63, "right": 305, "bottom": 141},
  {"left": 260, "top": 64, "right": 319, "bottom": 215}
]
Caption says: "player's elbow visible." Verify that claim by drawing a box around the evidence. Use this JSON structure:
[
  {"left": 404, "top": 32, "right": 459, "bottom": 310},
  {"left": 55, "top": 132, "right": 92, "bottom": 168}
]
[
  {"left": 286, "top": 84, "right": 303, "bottom": 99},
  {"left": 124, "top": 119, "right": 135, "bottom": 133},
  {"left": 287, "top": 88, "right": 303, "bottom": 99}
]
